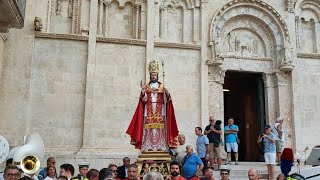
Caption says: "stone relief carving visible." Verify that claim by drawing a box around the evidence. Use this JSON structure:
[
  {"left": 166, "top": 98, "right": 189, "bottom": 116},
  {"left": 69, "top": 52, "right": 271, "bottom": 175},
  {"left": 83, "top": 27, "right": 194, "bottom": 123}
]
[
  {"left": 208, "top": 67, "right": 226, "bottom": 84},
  {"left": 280, "top": 38, "right": 294, "bottom": 71},
  {"left": 34, "top": 17, "right": 43, "bottom": 31},
  {"left": 57, "top": 0, "right": 62, "bottom": 15},
  {"left": 68, "top": 0, "right": 73, "bottom": 18},
  {"left": 81, "top": 26, "right": 89, "bottom": 35},
  {"left": 275, "top": 72, "right": 290, "bottom": 86},
  {"left": 223, "top": 30, "right": 266, "bottom": 58},
  {"left": 284, "top": 0, "right": 296, "bottom": 13}
]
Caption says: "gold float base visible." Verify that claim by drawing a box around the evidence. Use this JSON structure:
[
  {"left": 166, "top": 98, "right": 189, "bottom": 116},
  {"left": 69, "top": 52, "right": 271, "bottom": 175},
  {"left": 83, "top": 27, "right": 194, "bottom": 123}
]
[{"left": 136, "top": 151, "right": 172, "bottom": 177}]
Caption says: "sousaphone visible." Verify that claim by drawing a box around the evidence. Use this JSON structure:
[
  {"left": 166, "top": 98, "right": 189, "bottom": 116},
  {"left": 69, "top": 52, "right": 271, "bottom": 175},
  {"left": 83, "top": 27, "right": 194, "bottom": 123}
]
[{"left": 13, "top": 133, "right": 45, "bottom": 174}]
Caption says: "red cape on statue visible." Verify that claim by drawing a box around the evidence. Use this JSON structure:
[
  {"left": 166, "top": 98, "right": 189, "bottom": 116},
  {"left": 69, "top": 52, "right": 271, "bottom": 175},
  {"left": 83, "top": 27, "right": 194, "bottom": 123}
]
[{"left": 126, "top": 96, "right": 179, "bottom": 149}]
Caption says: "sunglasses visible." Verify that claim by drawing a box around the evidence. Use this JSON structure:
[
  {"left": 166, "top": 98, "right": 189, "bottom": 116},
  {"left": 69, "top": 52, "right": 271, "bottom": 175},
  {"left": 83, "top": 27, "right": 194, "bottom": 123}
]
[
  {"left": 6, "top": 173, "right": 20, "bottom": 178},
  {"left": 220, "top": 172, "right": 229, "bottom": 175}
]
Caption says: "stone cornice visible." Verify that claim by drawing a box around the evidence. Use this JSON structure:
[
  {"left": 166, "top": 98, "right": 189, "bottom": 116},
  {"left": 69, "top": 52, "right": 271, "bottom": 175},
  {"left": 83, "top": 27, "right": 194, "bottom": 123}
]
[
  {"left": 96, "top": 37, "right": 146, "bottom": 46},
  {"left": 34, "top": 32, "right": 88, "bottom": 41},
  {"left": 221, "top": 55, "right": 273, "bottom": 61},
  {"left": 297, "top": 52, "right": 320, "bottom": 59},
  {"left": 154, "top": 41, "right": 201, "bottom": 49},
  {"left": 34, "top": 32, "right": 202, "bottom": 49}
]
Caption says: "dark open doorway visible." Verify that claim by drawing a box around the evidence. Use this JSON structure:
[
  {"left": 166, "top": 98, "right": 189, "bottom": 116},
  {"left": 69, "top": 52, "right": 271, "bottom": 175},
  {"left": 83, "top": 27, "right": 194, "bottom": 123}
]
[{"left": 223, "top": 71, "right": 266, "bottom": 161}]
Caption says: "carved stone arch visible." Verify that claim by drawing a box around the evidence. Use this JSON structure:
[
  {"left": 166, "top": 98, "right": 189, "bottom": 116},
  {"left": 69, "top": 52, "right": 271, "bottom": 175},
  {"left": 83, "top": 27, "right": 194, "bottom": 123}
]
[
  {"left": 295, "top": 0, "right": 320, "bottom": 21},
  {"left": 111, "top": 0, "right": 134, "bottom": 8},
  {"left": 209, "top": 0, "right": 291, "bottom": 69}
]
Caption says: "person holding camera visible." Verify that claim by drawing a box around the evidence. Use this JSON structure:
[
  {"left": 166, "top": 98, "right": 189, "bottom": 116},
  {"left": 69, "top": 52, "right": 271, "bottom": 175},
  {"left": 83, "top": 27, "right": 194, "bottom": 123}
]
[
  {"left": 257, "top": 125, "right": 277, "bottom": 180},
  {"left": 204, "top": 116, "right": 223, "bottom": 170}
]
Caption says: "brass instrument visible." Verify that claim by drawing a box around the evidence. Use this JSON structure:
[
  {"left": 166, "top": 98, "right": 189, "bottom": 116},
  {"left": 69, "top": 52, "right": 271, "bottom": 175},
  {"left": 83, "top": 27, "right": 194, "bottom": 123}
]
[
  {"left": 13, "top": 133, "right": 45, "bottom": 174},
  {"left": 21, "top": 155, "right": 41, "bottom": 174}
]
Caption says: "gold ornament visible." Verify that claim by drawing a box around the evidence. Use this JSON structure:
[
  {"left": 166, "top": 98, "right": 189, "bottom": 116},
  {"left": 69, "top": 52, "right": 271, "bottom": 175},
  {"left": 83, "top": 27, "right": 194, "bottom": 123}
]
[{"left": 148, "top": 60, "right": 160, "bottom": 74}]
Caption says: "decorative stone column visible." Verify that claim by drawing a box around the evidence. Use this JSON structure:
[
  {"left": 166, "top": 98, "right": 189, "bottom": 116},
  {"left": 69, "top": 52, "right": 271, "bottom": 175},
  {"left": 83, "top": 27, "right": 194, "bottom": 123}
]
[
  {"left": 97, "top": 0, "right": 104, "bottom": 35},
  {"left": 314, "top": 22, "right": 320, "bottom": 53},
  {"left": 140, "top": 2, "right": 147, "bottom": 40},
  {"left": 207, "top": 66, "right": 225, "bottom": 122},
  {"left": 135, "top": 4, "right": 140, "bottom": 39},
  {"left": 193, "top": 7, "right": 200, "bottom": 43},
  {"left": 262, "top": 73, "right": 277, "bottom": 124},
  {"left": 275, "top": 71, "right": 294, "bottom": 148},
  {"left": 103, "top": 3, "right": 110, "bottom": 37},
  {"left": 159, "top": 5, "right": 167, "bottom": 40}
]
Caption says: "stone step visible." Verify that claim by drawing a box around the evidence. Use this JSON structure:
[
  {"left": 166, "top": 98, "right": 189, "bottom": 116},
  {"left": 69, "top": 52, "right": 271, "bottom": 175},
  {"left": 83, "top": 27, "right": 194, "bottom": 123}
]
[{"left": 209, "top": 161, "right": 310, "bottom": 180}]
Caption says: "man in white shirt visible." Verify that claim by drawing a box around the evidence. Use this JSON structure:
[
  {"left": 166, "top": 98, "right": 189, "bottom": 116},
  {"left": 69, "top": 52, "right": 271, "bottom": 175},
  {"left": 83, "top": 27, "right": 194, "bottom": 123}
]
[{"left": 175, "top": 134, "right": 188, "bottom": 166}]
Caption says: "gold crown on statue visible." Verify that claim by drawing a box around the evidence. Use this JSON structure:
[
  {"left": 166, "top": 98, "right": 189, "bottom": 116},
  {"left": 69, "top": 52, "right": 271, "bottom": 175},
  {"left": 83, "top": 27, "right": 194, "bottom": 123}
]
[{"left": 148, "top": 60, "right": 160, "bottom": 74}]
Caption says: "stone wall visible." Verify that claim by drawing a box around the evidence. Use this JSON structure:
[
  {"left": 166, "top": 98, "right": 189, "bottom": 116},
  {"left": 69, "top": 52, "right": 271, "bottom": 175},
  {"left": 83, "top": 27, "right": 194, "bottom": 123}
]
[
  {"left": 293, "top": 56, "right": 320, "bottom": 156},
  {"left": 30, "top": 38, "right": 87, "bottom": 151}
]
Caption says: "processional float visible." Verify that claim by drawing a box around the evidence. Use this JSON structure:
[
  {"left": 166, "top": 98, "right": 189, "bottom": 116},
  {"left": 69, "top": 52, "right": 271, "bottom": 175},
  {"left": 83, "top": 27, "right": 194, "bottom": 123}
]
[{"left": 126, "top": 60, "right": 179, "bottom": 178}]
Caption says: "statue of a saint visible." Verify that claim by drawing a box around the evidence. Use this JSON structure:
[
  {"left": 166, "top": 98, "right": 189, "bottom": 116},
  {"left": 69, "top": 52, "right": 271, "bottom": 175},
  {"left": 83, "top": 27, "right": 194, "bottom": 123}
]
[{"left": 126, "top": 60, "right": 179, "bottom": 151}]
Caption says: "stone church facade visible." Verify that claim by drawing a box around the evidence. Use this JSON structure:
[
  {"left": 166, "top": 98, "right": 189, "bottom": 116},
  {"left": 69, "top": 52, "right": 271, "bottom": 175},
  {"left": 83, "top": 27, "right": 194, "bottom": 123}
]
[{"left": 0, "top": 0, "right": 320, "bottom": 167}]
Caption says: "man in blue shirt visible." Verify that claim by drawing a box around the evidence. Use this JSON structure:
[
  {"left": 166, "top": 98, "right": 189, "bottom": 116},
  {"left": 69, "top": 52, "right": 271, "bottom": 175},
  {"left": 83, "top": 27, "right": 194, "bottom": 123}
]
[
  {"left": 257, "top": 124, "right": 276, "bottom": 180},
  {"left": 195, "top": 127, "right": 209, "bottom": 169},
  {"left": 224, "top": 117, "right": 239, "bottom": 165},
  {"left": 182, "top": 144, "right": 204, "bottom": 179}
]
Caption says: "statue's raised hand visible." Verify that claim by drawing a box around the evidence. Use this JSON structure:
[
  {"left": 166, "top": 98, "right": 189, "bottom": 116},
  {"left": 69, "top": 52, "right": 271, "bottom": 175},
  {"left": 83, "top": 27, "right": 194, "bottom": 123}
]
[{"left": 140, "top": 80, "right": 146, "bottom": 90}]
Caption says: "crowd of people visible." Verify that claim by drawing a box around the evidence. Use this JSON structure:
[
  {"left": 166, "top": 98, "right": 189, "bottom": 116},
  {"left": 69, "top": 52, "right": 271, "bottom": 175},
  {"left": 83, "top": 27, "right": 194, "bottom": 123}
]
[{"left": 0, "top": 115, "right": 289, "bottom": 180}]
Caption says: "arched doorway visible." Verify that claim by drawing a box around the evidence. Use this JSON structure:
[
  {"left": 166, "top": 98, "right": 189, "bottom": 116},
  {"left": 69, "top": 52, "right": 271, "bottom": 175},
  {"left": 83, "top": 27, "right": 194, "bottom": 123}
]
[{"left": 223, "top": 71, "right": 266, "bottom": 161}]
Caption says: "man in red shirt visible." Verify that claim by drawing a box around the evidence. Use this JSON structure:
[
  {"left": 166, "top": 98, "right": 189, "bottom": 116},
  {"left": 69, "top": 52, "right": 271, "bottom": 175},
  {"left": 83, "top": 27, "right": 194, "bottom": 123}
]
[{"left": 167, "top": 162, "right": 185, "bottom": 180}]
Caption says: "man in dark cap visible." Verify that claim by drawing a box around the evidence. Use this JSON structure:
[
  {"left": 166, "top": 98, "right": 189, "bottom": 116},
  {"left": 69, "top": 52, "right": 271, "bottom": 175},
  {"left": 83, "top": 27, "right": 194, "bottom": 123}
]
[
  {"left": 74, "top": 163, "right": 90, "bottom": 180},
  {"left": 257, "top": 124, "right": 276, "bottom": 180}
]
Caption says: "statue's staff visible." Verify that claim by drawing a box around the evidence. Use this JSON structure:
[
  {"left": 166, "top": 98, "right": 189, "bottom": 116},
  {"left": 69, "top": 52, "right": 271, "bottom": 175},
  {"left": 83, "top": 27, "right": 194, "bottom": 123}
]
[
  {"left": 162, "top": 61, "right": 165, "bottom": 86},
  {"left": 162, "top": 61, "right": 168, "bottom": 149}
]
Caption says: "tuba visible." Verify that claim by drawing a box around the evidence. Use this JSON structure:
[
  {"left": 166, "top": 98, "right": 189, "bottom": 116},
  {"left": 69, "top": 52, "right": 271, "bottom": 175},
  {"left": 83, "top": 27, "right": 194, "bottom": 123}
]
[{"left": 13, "top": 133, "right": 45, "bottom": 174}]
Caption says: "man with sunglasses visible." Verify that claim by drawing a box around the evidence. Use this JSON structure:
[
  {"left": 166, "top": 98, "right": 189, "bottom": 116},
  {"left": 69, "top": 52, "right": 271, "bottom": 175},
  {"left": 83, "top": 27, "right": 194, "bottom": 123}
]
[
  {"left": 3, "top": 165, "right": 20, "bottom": 180},
  {"left": 108, "top": 164, "right": 119, "bottom": 180},
  {"left": 219, "top": 167, "right": 230, "bottom": 180}
]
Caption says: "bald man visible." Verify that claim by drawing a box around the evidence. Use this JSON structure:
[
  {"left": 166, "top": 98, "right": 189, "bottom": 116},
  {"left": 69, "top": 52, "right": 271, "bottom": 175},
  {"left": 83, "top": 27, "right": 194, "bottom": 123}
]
[{"left": 248, "top": 168, "right": 259, "bottom": 180}]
